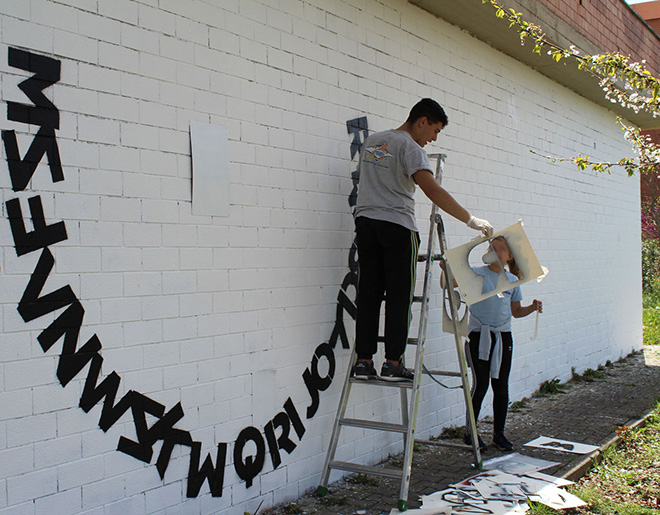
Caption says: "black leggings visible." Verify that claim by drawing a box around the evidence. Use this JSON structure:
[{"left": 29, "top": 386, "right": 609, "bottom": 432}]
[{"left": 466, "top": 331, "right": 513, "bottom": 435}]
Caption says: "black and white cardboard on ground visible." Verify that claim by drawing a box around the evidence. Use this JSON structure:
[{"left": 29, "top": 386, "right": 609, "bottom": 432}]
[{"left": 524, "top": 436, "right": 599, "bottom": 454}]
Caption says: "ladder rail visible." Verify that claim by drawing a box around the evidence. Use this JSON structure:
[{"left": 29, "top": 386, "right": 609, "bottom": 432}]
[
  {"left": 396, "top": 154, "right": 445, "bottom": 505},
  {"left": 318, "top": 350, "right": 357, "bottom": 490},
  {"left": 436, "top": 215, "right": 483, "bottom": 468}
]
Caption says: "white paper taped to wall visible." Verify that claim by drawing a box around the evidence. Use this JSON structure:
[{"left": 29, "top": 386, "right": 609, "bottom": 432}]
[
  {"left": 190, "top": 123, "right": 230, "bottom": 217},
  {"left": 443, "top": 221, "right": 546, "bottom": 306}
]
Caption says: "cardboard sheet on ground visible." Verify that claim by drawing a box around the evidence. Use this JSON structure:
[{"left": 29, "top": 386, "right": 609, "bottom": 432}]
[
  {"left": 417, "top": 486, "right": 526, "bottom": 515},
  {"left": 393, "top": 465, "right": 584, "bottom": 514},
  {"left": 524, "top": 470, "right": 573, "bottom": 487},
  {"left": 443, "top": 221, "right": 545, "bottom": 306},
  {"left": 482, "top": 452, "right": 558, "bottom": 475},
  {"left": 528, "top": 488, "right": 587, "bottom": 510},
  {"left": 524, "top": 436, "right": 599, "bottom": 454},
  {"left": 453, "top": 469, "right": 524, "bottom": 488}
]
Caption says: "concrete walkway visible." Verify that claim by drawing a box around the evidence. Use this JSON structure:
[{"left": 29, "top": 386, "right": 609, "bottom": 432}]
[{"left": 263, "top": 346, "right": 660, "bottom": 515}]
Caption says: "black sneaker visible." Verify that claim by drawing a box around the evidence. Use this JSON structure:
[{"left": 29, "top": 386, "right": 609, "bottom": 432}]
[
  {"left": 353, "top": 360, "right": 378, "bottom": 379},
  {"left": 493, "top": 432, "right": 514, "bottom": 451},
  {"left": 463, "top": 432, "right": 488, "bottom": 452},
  {"left": 380, "top": 362, "right": 414, "bottom": 382}
]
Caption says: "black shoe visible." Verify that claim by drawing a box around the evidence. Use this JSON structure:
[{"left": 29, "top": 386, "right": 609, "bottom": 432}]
[
  {"left": 493, "top": 432, "right": 514, "bottom": 451},
  {"left": 353, "top": 360, "right": 378, "bottom": 379},
  {"left": 463, "top": 432, "right": 488, "bottom": 452},
  {"left": 380, "top": 362, "right": 414, "bottom": 382}
]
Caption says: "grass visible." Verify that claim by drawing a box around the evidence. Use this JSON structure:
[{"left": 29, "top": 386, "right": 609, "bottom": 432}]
[
  {"left": 388, "top": 453, "right": 403, "bottom": 467},
  {"left": 571, "top": 366, "right": 606, "bottom": 383},
  {"left": 643, "top": 284, "right": 660, "bottom": 345},
  {"left": 347, "top": 473, "right": 379, "bottom": 486},
  {"left": 529, "top": 402, "right": 660, "bottom": 514},
  {"left": 510, "top": 397, "right": 530, "bottom": 412},
  {"left": 438, "top": 425, "right": 465, "bottom": 439},
  {"left": 528, "top": 500, "right": 562, "bottom": 514},
  {"left": 535, "top": 377, "right": 566, "bottom": 396},
  {"left": 643, "top": 307, "right": 660, "bottom": 345}
]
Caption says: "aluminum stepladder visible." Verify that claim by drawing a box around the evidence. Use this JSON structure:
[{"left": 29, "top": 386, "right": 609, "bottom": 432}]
[{"left": 316, "top": 154, "right": 483, "bottom": 512}]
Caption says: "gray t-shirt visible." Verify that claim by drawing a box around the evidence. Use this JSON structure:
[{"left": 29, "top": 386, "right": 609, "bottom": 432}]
[{"left": 355, "top": 129, "right": 434, "bottom": 232}]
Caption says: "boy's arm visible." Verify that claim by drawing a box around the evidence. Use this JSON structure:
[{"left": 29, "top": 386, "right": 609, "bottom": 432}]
[
  {"left": 413, "top": 169, "right": 493, "bottom": 235},
  {"left": 511, "top": 299, "right": 543, "bottom": 318}
]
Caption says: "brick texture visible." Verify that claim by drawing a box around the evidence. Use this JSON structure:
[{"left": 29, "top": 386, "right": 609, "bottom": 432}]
[{"left": 538, "top": 0, "right": 660, "bottom": 75}]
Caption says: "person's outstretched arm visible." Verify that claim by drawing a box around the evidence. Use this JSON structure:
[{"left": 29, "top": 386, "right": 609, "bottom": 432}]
[{"left": 413, "top": 169, "right": 493, "bottom": 235}]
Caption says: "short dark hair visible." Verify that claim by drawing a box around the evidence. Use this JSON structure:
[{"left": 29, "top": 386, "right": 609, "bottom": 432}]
[{"left": 406, "top": 98, "right": 448, "bottom": 127}]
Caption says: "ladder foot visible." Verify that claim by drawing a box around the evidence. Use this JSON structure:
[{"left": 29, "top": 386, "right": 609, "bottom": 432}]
[
  {"left": 316, "top": 485, "right": 328, "bottom": 497},
  {"left": 397, "top": 499, "right": 408, "bottom": 511}
]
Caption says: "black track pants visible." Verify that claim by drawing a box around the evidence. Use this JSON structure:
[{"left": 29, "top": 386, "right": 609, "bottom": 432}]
[{"left": 355, "top": 216, "right": 420, "bottom": 362}]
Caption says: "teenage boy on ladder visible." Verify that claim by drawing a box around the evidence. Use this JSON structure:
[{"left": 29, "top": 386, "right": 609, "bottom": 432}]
[{"left": 353, "top": 98, "right": 493, "bottom": 381}]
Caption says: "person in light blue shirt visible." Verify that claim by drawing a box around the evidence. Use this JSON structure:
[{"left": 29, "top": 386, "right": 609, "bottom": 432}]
[{"left": 464, "top": 236, "right": 542, "bottom": 452}]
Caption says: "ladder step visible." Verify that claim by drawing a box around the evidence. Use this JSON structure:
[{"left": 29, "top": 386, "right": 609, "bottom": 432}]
[
  {"left": 340, "top": 418, "right": 407, "bottom": 433},
  {"left": 417, "top": 253, "right": 443, "bottom": 262},
  {"left": 423, "top": 369, "right": 462, "bottom": 378},
  {"left": 349, "top": 377, "right": 413, "bottom": 389},
  {"left": 328, "top": 460, "right": 403, "bottom": 480},
  {"left": 376, "top": 337, "right": 418, "bottom": 345},
  {"left": 415, "top": 438, "right": 473, "bottom": 451}
]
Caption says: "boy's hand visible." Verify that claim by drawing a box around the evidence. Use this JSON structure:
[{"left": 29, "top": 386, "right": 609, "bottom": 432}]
[
  {"left": 532, "top": 299, "right": 543, "bottom": 313},
  {"left": 467, "top": 215, "right": 494, "bottom": 236}
]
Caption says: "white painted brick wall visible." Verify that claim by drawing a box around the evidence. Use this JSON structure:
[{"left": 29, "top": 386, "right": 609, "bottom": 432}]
[{"left": 0, "top": 0, "right": 642, "bottom": 513}]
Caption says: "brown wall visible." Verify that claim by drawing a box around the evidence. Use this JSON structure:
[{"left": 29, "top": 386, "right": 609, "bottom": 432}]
[
  {"left": 534, "top": 0, "right": 660, "bottom": 76},
  {"left": 624, "top": 1, "right": 660, "bottom": 207},
  {"left": 641, "top": 129, "right": 660, "bottom": 206},
  {"left": 632, "top": 1, "right": 660, "bottom": 35}
]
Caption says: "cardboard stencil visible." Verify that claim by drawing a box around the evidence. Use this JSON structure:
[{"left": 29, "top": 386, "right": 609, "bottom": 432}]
[
  {"left": 524, "top": 436, "right": 599, "bottom": 454},
  {"left": 396, "top": 465, "right": 585, "bottom": 515},
  {"left": 482, "top": 452, "right": 558, "bottom": 475},
  {"left": 443, "top": 221, "right": 545, "bottom": 306},
  {"left": 442, "top": 285, "right": 468, "bottom": 337}
]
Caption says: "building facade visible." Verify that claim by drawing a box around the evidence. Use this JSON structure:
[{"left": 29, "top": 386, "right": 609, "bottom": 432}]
[
  {"left": 0, "top": 0, "right": 651, "bottom": 513},
  {"left": 631, "top": 0, "right": 660, "bottom": 36}
]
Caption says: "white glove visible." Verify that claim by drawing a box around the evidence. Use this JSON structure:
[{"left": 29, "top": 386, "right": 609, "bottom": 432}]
[{"left": 467, "top": 215, "right": 493, "bottom": 236}]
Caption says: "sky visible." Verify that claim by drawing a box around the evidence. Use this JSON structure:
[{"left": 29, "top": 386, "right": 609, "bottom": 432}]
[{"left": 625, "top": 0, "right": 650, "bottom": 4}]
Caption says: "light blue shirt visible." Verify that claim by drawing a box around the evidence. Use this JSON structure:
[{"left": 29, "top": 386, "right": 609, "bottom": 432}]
[{"left": 468, "top": 266, "right": 522, "bottom": 331}]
